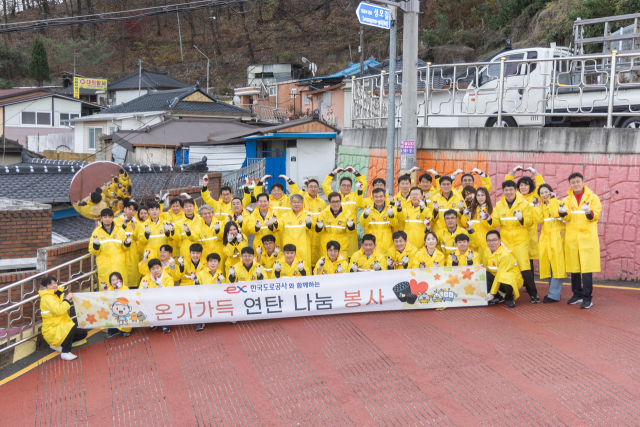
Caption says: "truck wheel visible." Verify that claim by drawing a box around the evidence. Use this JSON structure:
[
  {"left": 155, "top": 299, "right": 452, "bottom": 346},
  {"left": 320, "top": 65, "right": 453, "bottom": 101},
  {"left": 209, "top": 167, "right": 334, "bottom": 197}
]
[
  {"left": 485, "top": 117, "right": 518, "bottom": 127},
  {"left": 620, "top": 117, "right": 640, "bottom": 128}
]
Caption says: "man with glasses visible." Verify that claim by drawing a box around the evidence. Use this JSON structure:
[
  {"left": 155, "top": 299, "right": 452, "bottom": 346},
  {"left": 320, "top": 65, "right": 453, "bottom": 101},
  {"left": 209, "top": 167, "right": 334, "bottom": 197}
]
[
  {"left": 316, "top": 192, "right": 356, "bottom": 259},
  {"left": 484, "top": 230, "right": 522, "bottom": 308}
]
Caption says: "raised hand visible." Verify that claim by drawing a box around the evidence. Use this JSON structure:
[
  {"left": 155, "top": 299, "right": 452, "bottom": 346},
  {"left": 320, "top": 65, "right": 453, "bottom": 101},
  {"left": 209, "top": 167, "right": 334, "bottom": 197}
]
[
  {"left": 332, "top": 167, "right": 344, "bottom": 175},
  {"left": 178, "top": 257, "right": 184, "bottom": 266},
  {"left": 346, "top": 218, "right": 354, "bottom": 228},
  {"left": 93, "top": 237, "right": 100, "bottom": 246},
  {"left": 408, "top": 166, "right": 421, "bottom": 173},
  {"left": 424, "top": 218, "right": 431, "bottom": 229},
  {"left": 305, "top": 214, "right": 312, "bottom": 225},
  {"left": 401, "top": 255, "right": 409, "bottom": 265},
  {"left": 180, "top": 192, "right": 191, "bottom": 199},
  {"left": 463, "top": 208, "right": 471, "bottom": 218},
  {"left": 229, "top": 266, "right": 236, "bottom": 276},
  {"left": 373, "top": 261, "right": 381, "bottom": 271},
  {"left": 274, "top": 262, "right": 281, "bottom": 272},
  {"left": 236, "top": 233, "right": 243, "bottom": 243},
  {"left": 344, "top": 166, "right": 356, "bottom": 173},
  {"left": 274, "top": 246, "right": 280, "bottom": 255},
  {"left": 559, "top": 204, "right": 568, "bottom": 214},
  {"left": 316, "top": 219, "right": 324, "bottom": 229},
  {"left": 260, "top": 174, "right": 273, "bottom": 183},
  {"left": 514, "top": 211, "right": 523, "bottom": 221},
  {"left": 581, "top": 203, "right": 590, "bottom": 213},
  {"left": 364, "top": 206, "right": 372, "bottom": 216},
  {"left": 479, "top": 210, "right": 490, "bottom": 221},
  {"left": 351, "top": 263, "right": 358, "bottom": 272},
  {"left": 297, "top": 261, "right": 305, "bottom": 271},
  {"left": 387, "top": 257, "right": 394, "bottom": 267},
  {"left": 336, "top": 264, "right": 343, "bottom": 273},
  {"left": 217, "top": 274, "right": 224, "bottom": 283},
  {"left": 256, "top": 265, "right": 262, "bottom": 276},
  {"left": 386, "top": 206, "right": 394, "bottom": 216}
]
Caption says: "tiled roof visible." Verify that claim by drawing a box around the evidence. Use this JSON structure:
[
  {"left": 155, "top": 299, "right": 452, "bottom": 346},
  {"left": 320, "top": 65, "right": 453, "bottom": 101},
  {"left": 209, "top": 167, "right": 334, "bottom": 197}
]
[
  {"left": 52, "top": 216, "right": 96, "bottom": 242},
  {"left": 0, "top": 157, "right": 207, "bottom": 204},
  {"left": 107, "top": 69, "right": 190, "bottom": 91},
  {"left": 57, "top": 86, "right": 100, "bottom": 96}
]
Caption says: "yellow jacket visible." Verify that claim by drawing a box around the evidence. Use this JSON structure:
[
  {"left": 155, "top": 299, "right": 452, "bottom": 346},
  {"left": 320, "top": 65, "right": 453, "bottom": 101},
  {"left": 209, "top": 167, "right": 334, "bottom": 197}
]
[
  {"left": 315, "top": 253, "right": 349, "bottom": 275},
  {"left": 280, "top": 209, "right": 315, "bottom": 267},
  {"left": 138, "top": 258, "right": 182, "bottom": 283},
  {"left": 246, "top": 207, "right": 281, "bottom": 249},
  {"left": 387, "top": 242, "right": 419, "bottom": 269},
  {"left": 89, "top": 224, "right": 131, "bottom": 289},
  {"left": 317, "top": 206, "right": 356, "bottom": 258},
  {"left": 196, "top": 267, "right": 227, "bottom": 285},
  {"left": 114, "top": 216, "right": 140, "bottom": 286},
  {"left": 431, "top": 191, "right": 464, "bottom": 233},
  {"left": 349, "top": 248, "right": 387, "bottom": 272},
  {"left": 454, "top": 175, "right": 493, "bottom": 194},
  {"left": 322, "top": 173, "right": 367, "bottom": 214},
  {"left": 174, "top": 214, "right": 203, "bottom": 259},
  {"left": 135, "top": 218, "right": 171, "bottom": 260},
  {"left": 140, "top": 272, "right": 175, "bottom": 289},
  {"left": 506, "top": 173, "right": 545, "bottom": 259},
  {"left": 561, "top": 186, "right": 601, "bottom": 273},
  {"left": 409, "top": 248, "right": 446, "bottom": 268},
  {"left": 301, "top": 192, "right": 327, "bottom": 265},
  {"left": 484, "top": 245, "right": 522, "bottom": 299},
  {"left": 446, "top": 248, "right": 481, "bottom": 266},
  {"left": 359, "top": 202, "right": 399, "bottom": 257},
  {"left": 230, "top": 261, "right": 265, "bottom": 282},
  {"left": 435, "top": 226, "right": 475, "bottom": 256},
  {"left": 400, "top": 203, "right": 432, "bottom": 249},
  {"left": 223, "top": 210, "right": 254, "bottom": 235},
  {"left": 39, "top": 287, "right": 74, "bottom": 347},
  {"left": 179, "top": 258, "right": 206, "bottom": 286},
  {"left": 491, "top": 192, "right": 532, "bottom": 271},
  {"left": 273, "top": 255, "right": 309, "bottom": 278},
  {"left": 534, "top": 199, "right": 566, "bottom": 279},
  {"left": 253, "top": 182, "right": 300, "bottom": 214},
  {"left": 459, "top": 205, "right": 497, "bottom": 264},
  {"left": 257, "top": 250, "right": 279, "bottom": 277},
  {"left": 223, "top": 235, "right": 249, "bottom": 273},
  {"left": 198, "top": 219, "right": 225, "bottom": 263},
  {"left": 201, "top": 189, "right": 251, "bottom": 222}
]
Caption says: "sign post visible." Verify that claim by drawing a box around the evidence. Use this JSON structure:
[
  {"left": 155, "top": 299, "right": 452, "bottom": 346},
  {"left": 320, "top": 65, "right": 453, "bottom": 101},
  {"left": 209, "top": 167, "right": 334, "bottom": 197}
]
[
  {"left": 355, "top": 3, "right": 391, "bottom": 29},
  {"left": 73, "top": 77, "right": 108, "bottom": 99}
]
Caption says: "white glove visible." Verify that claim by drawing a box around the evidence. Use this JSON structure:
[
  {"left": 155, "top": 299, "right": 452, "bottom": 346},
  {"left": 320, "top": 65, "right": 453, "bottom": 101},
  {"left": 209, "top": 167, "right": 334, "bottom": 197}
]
[
  {"left": 297, "top": 261, "right": 305, "bottom": 271},
  {"left": 424, "top": 218, "right": 431, "bottom": 229},
  {"left": 463, "top": 208, "right": 471, "bottom": 218},
  {"left": 433, "top": 262, "right": 440, "bottom": 267},
  {"left": 229, "top": 266, "right": 236, "bottom": 276},
  {"left": 581, "top": 203, "right": 590, "bottom": 213},
  {"left": 143, "top": 250, "right": 150, "bottom": 260},
  {"left": 124, "top": 235, "right": 132, "bottom": 245},
  {"left": 471, "top": 168, "right": 483, "bottom": 175},
  {"left": 154, "top": 194, "right": 161, "bottom": 202},
  {"left": 182, "top": 223, "right": 190, "bottom": 233},
  {"left": 467, "top": 221, "right": 474, "bottom": 231},
  {"left": 256, "top": 265, "right": 262, "bottom": 276},
  {"left": 550, "top": 192, "right": 557, "bottom": 199},
  {"left": 433, "top": 201, "right": 439, "bottom": 211},
  {"left": 533, "top": 197, "right": 540, "bottom": 206},
  {"left": 189, "top": 273, "right": 197, "bottom": 281},
  {"left": 419, "top": 262, "right": 426, "bottom": 268},
  {"left": 237, "top": 215, "right": 243, "bottom": 224},
  {"left": 451, "top": 253, "right": 459, "bottom": 263},
  {"left": 419, "top": 200, "right": 425, "bottom": 209},
  {"left": 178, "top": 257, "right": 184, "bottom": 266},
  {"left": 424, "top": 191, "right": 430, "bottom": 200},
  {"left": 264, "top": 219, "right": 272, "bottom": 227},
  {"left": 485, "top": 293, "right": 494, "bottom": 302},
  {"left": 395, "top": 199, "right": 401, "bottom": 209},
  {"left": 140, "top": 280, "right": 149, "bottom": 289},
  {"left": 145, "top": 225, "right": 151, "bottom": 234},
  {"left": 344, "top": 166, "right": 356, "bottom": 173},
  {"left": 260, "top": 174, "right": 273, "bottom": 182},
  {"left": 526, "top": 167, "right": 537, "bottom": 174},
  {"left": 162, "top": 193, "right": 170, "bottom": 201},
  {"left": 278, "top": 175, "right": 290, "bottom": 181},
  {"left": 274, "top": 246, "right": 280, "bottom": 255},
  {"left": 332, "top": 167, "right": 344, "bottom": 175},
  {"left": 274, "top": 262, "right": 281, "bottom": 272},
  {"left": 163, "top": 223, "right": 170, "bottom": 232},
  {"left": 351, "top": 263, "right": 358, "bottom": 272},
  {"left": 467, "top": 251, "right": 474, "bottom": 261},
  {"left": 255, "top": 220, "right": 262, "bottom": 229},
  {"left": 217, "top": 274, "right": 224, "bottom": 283},
  {"left": 316, "top": 219, "right": 323, "bottom": 229},
  {"left": 203, "top": 175, "right": 209, "bottom": 184},
  {"left": 256, "top": 246, "right": 262, "bottom": 255},
  {"left": 347, "top": 218, "right": 354, "bottom": 228},
  {"left": 402, "top": 255, "right": 409, "bottom": 265},
  {"left": 386, "top": 207, "right": 394, "bottom": 216},
  {"left": 387, "top": 257, "right": 394, "bottom": 267},
  {"left": 515, "top": 211, "right": 523, "bottom": 221},
  {"left": 451, "top": 168, "right": 464, "bottom": 178},
  {"left": 458, "top": 200, "right": 465, "bottom": 209},
  {"left": 319, "top": 258, "right": 325, "bottom": 267},
  {"left": 236, "top": 233, "right": 243, "bottom": 243},
  {"left": 169, "top": 257, "right": 175, "bottom": 266},
  {"left": 214, "top": 222, "right": 220, "bottom": 231},
  {"left": 179, "top": 192, "right": 191, "bottom": 199},
  {"left": 373, "top": 261, "right": 381, "bottom": 271},
  {"left": 408, "top": 166, "right": 420, "bottom": 173},
  {"left": 513, "top": 165, "right": 524, "bottom": 172},
  {"left": 559, "top": 204, "right": 568, "bottom": 214},
  {"left": 479, "top": 210, "right": 490, "bottom": 221},
  {"left": 364, "top": 206, "right": 372, "bottom": 216},
  {"left": 93, "top": 237, "right": 100, "bottom": 246},
  {"left": 356, "top": 181, "right": 363, "bottom": 190},
  {"left": 100, "top": 282, "right": 108, "bottom": 291},
  {"left": 305, "top": 215, "right": 312, "bottom": 225},
  {"left": 426, "top": 169, "right": 438, "bottom": 175},
  {"left": 271, "top": 214, "right": 278, "bottom": 224},
  {"left": 336, "top": 264, "right": 343, "bottom": 273}
]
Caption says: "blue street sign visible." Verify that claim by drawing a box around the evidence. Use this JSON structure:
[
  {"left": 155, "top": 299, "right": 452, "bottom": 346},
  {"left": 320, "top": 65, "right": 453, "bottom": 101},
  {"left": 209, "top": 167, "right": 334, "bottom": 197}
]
[{"left": 356, "top": 2, "right": 391, "bottom": 30}]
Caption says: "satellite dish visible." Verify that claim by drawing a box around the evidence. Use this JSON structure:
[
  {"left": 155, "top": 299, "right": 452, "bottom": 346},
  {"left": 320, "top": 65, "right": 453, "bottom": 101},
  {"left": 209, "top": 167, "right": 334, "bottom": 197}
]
[{"left": 233, "top": 95, "right": 241, "bottom": 105}]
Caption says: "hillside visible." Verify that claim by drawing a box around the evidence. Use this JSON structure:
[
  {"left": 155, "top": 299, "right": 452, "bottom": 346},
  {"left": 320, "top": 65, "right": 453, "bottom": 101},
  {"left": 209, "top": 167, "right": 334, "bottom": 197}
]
[{"left": 0, "top": 0, "right": 636, "bottom": 92}]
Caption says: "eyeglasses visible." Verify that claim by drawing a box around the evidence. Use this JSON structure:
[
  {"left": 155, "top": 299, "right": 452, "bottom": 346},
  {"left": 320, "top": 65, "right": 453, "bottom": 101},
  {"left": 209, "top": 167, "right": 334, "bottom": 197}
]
[{"left": 486, "top": 239, "right": 500, "bottom": 243}]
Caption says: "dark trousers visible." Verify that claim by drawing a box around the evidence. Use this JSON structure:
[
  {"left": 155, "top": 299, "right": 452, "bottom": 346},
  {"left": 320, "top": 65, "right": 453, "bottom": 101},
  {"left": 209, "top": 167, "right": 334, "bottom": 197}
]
[
  {"left": 571, "top": 272, "right": 593, "bottom": 302},
  {"left": 487, "top": 273, "right": 514, "bottom": 301},
  {"left": 61, "top": 319, "right": 89, "bottom": 353},
  {"left": 521, "top": 270, "right": 538, "bottom": 297}
]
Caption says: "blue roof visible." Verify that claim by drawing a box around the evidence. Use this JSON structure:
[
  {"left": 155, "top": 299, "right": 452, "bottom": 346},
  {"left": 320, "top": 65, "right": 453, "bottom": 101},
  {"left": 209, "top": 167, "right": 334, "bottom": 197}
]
[{"left": 299, "top": 57, "right": 381, "bottom": 81}]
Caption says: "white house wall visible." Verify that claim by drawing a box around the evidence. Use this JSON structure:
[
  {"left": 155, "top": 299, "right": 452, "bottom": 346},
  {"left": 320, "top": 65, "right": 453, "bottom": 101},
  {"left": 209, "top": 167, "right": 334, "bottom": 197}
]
[
  {"left": 128, "top": 147, "right": 175, "bottom": 166},
  {"left": 188, "top": 144, "right": 246, "bottom": 172},
  {"left": 288, "top": 138, "right": 336, "bottom": 194},
  {"left": 114, "top": 90, "right": 144, "bottom": 106}
]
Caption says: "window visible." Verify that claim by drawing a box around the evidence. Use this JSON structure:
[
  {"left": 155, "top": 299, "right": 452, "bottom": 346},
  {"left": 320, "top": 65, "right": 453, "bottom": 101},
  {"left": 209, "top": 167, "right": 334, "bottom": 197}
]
[
  {"left": 322, "top": 90, "right": 332, "bottom": 106},
  {"left": 60, "top": 113, "right": 80, "bottom": 127},
  {"left": 37, "top": 112, "right": 51, "bottom": 125},
  {"left": 291, "top": 88, "right": 297, "bottom": 99},
  {"left": 526, "top": 51, "right": 538, "bottom": 73},
  {"left": 88, "top": 127, "right": 102, "bottom": 150},
  {"left": 303, "top": 94, "right": 310, "bottom": 105},
  {"left": 21, "top": 112, "right": 35, "bottom": 125},
  {"left": 504, "top": 53, "right": 525, "bottom": 77},
  {"left": 109, "top": 126, "right": 116, "bottom": 135},
  {"left": 268, "top": 86, "right": 277, "bottom": 97},
  {"left": 21, "top": 111, "right": 51, "bottom": 126}
]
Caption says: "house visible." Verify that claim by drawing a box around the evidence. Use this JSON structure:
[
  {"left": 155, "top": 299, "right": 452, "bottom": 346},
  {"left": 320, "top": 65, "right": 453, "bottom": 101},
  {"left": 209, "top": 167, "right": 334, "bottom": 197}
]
[
  {"left": 0, "top": 136, "right": 43, "bottom": 165},
  {"left": 68, "top": 85, "right": 253, "bottom": 159},
  {"left": 0, "top": 89, "right": 102, "bottom": 147}
]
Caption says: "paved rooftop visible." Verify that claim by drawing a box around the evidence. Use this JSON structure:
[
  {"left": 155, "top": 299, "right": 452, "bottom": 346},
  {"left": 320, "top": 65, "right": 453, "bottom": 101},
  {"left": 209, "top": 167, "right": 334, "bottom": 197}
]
[{"left": 1, "top": 282, "right": 639, "bottom": 426}]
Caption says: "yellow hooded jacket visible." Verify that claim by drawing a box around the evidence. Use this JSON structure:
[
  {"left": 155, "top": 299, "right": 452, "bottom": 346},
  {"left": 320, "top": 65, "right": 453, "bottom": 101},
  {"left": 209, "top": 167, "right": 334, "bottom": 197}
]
[
  {"left": 491, "top": 192, "right": 533, "bottom": 272},
  {"left": 506, "top": 173, "right": 545, "bottom": 260},
  {"left": 561, "top": 186, "right": 601, "bottom": 273},
  {"left": 359, "top": 202, "right": 399, "bottom": 257},
  {"left": 89, "top": 224, "right": 131, "bottom": 289},
  {"left": 39, "top": 287, "right": 75, "bottom": 348},
  {"left": 484, "top": 245, "right": 523, "bottom": 299},
  {"left": 534, "top": 199, "right": 566, "bottom": 279},
  {"left": 409, "top": 247, "right": 446, "bottom": 268}
]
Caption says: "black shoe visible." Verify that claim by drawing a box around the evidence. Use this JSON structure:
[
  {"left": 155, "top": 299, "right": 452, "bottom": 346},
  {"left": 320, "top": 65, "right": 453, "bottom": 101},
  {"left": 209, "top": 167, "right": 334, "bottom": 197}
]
[
  {"left": 530, "top": 295, "right": 540, "bottom": 304},
  {"left": 488, "top": 295, "right": 505, "bottom": 306},
  {"left": 507, "top": 300, "right": 516, "bottom": 308},
  {"left": 122, "top": 332, "right": 131, "bottom": 337},
  {"left": 106, "top": 331, "right": 122, "bottom": 339},
  {"left": 567, "top": 295, "right": 583, "bottom": 305},
  {"left": 162, "top": 327, "right": 170, "bottom": 334},
  {"left": 195, "top": 324, "right": 204, "bottom": 331},
  {"left": 543, "top": 296, "right": 559, "bottom": 303},
  {"left": 229, "top": 321, "right": 237, "bottom": 324},
  {"left": 149, "top": 326, "right": 157, "bottom": 331},
  {"left": 580, "top": 300, "right": 593, "bottom": 309}
]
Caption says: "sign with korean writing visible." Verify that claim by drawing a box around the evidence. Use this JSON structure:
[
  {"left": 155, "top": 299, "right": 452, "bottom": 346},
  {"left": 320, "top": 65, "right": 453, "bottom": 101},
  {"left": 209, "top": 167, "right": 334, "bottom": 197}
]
[
  {"left": 400, "top": 140, "right": 415, "bottom": 169},
  {"left": 72, "top": 266, "right": 487, "bottom": 329},
  {"left": 73, "top": 77, "right": 108, "bottom": 99},
  {"left": 356, "top": 2, "right": 391, "bottom": 30}
]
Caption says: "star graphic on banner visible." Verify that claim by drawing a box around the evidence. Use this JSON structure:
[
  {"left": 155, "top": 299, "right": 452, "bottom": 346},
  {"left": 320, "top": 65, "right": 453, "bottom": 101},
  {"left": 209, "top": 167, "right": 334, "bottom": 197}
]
[
  {"left": 446, "top": 274, "right": 460, "bottom": 287},
  {"left": 97, "top": 308, "right": 109, "bottom": 320},
  {"left": 81, "top": 300, "right": 92, "bottom": 310},
  {"left": 86, "top": 314, "right": 97, "bottom": 325},
  {"left": 434, "top": 273, "right": 441, "bottom": 281},
  {"left": 464, "top": 284, "right": 475, "bottom": 296},
  {"left": 461, "top": 268, "right": 473, "bottom": 280}
]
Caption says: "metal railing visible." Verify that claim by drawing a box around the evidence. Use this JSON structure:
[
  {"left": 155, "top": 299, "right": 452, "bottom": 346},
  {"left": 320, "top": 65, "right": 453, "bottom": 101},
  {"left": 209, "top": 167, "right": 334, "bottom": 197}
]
[
  {"left": 0, "top": 254, "right": 96, "bottom": 355},
  {"left": 240, "top": 104, "right": 294, "bottom": 123},
  {"left": 221, "top": 158, "right": 266, "bottom": 196},
  {"left": 351, "top": 50, "right": 640, "bottom": 128}
]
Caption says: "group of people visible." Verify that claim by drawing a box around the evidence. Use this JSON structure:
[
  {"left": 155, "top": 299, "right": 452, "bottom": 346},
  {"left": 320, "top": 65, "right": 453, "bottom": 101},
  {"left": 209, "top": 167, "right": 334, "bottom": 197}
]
[{"left": 45, "top": 164, "right": 601, "bottom": 360}]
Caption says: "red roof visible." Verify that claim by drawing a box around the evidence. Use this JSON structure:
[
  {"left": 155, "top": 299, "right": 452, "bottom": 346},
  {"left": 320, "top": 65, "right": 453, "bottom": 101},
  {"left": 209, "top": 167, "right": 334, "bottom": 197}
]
[{"left": 0, "top": 88, "right": 50, "bottom": 101}]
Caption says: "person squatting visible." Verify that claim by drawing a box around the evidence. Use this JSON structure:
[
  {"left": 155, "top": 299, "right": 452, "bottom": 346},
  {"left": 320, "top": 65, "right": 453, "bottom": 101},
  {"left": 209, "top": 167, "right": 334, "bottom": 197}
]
[{"left": 44, "top": 167, "right": 601, "bottom": 360}]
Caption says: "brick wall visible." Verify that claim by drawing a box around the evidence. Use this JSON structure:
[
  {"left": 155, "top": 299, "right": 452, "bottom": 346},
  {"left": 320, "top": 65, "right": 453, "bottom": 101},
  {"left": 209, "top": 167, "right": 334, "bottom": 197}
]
[
  {"left": 0, "top": 208, "right": 52, "bottom": 261},
  {"left": 167, "top": 172, "right": 221, "bottom": 207}
]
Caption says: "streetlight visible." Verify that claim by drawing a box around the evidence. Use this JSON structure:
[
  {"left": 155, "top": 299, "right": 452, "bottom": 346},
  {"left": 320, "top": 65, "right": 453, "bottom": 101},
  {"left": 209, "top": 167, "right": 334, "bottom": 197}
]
[{"left": 193, "top": 45, "right": 209, "bottom": 94}]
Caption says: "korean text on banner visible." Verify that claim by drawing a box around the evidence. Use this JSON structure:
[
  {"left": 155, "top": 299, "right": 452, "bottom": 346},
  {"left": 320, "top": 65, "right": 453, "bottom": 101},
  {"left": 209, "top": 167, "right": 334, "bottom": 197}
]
[{"left": 73, "top": 266, "right": 488, "bottom": 329}]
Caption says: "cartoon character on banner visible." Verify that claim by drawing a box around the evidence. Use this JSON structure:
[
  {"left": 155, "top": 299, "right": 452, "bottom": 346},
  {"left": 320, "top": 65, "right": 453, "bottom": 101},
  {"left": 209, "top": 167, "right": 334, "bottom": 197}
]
[
  {"left": 442, "top": 289, "right": 457, "bottom": 302},
  {"left": 393, "top": 279, "right": 429, "bottom": 305},
  {"left": 110, "top": 297, "right": 133, "bottom": 325}
]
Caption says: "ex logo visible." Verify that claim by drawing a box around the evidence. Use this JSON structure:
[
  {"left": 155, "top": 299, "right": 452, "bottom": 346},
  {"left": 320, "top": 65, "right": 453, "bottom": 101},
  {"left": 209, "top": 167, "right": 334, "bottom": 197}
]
[{"left": 224, "top": 285, "right": 247, "bottom": 294}]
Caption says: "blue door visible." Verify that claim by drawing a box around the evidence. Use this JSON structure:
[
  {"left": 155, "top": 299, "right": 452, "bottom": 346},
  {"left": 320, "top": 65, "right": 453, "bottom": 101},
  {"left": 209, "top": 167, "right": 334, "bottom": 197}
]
[{"left": 256, "top": 150, "right": 287, "bottom": 192}]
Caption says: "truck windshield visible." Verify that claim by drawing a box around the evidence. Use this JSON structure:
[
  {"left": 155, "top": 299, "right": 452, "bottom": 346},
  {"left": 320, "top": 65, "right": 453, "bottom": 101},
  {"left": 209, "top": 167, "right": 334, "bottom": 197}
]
[{"left": 478, "top": 53, "right": 525, "bottom": 86}]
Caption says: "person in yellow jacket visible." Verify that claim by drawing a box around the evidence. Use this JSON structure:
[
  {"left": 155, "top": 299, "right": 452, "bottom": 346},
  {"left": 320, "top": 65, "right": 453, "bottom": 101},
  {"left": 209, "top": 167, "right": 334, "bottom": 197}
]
[
  {"left": 459, "top": 187, "right": 496, "bottom": 265},
  {"left": 174, "top": 199, "right": 202, "bottom": 259},
  {"left": 193, "top": 253, "right": 228, "bottom": 331},
  {"left": 315, "top": 240, "right": 349, "bottom": 274},
  {"left": 533, "top": 184, "right": 566, "bottom": 303},
  {"left": 386, "top": 231, "right": 419, "bottom": 269},
  {"left": 349, "top": 234, "right": 387, "bottom": 272},
  {"left": 431, "top": 177, "right": 464, "bottom": 234},
  {"left": 135, "top": 202, "right": 173, "bottom": 260},
  {"left": 253, "top": 174, "right": 300, "bottom": 214},
  {"left": 246, "top": 193, "right": 281, "bottom": 250},
  {"left": 484, "top": 231, "right": 523, "bottom": 308},
  {"left": 201, "top": 177, "right": 251, "bottom": 222},
  {"left": 359, "top": 188, "right": 400, "bottom": 257},
  {"left": 228, "top": 247, "right": 266, "bottom": 282},
  {"left": 446, "top": 234, "right": 481, "bottom": 266},
  {"left": 159, "top": 192, "right": 200, "bottom": 223},
  {"left": 316, "top": 192, "right": 357, "bottom": 259},
  {"left": 487, "top": 180, "right": 539, "bottom": 303},
  {"left": 435, "top": 209, "right": 477, "bottom": 256},
  {"left": 281, "top": 194, "right": 316, "bottom": 267},
  {"left": 222, "top": 221, "right": 249, "bottom": 274},
  {"left": 118, "top": 168, "right": 131, "bottom": 189},
  {"left": 356, "top": 177, "right": 394, "bottom": 209},
  {"left": 300, "top": 179, "right": 327, "bottom": 265},
  {"left": 178, "top": 243, "right": 205, "bottom": 286},
  {"left": 450, "top": 168, "right": 493, "bottom": 194},
  {"left": 393, "top": 174, "right": 413, "bottom": 208},
  {"left": 104, "top": 272, "right": 133, "bottom": 339},
  {"left": 89, "top": 209, "right": 132, "bottom": 290},
  {"left": 323, "top": 166, "right": 367, "bottom": 256},
  {"left": 273, "top": 244, "right": 310, "bottom": 278},
  {"left": 140, "top": 258, "right": 174, "bottom": 334},
  {"left": 401, "top": 187, "right": 432, "bottom": 248},
  {"left": 114, "top": 200, "right": 141, "bottom": 287},
  {"left": 138, "top": 244, "right": 183, "bottom": 284},
  {"left": 224, "top": 197, "right": 254, "bottom": 235},
  {"left": 198, "top": 205, "right": 225, "bottom": 265},
  {"left": 256, "top": 235, "right": 280, "bottom": 277},
  {"left": 410, "top": 168, "right": 439, "bottom": 198},
  {"left": 506, "top": 165, "right": 546, "bottom": 269},
  {"left": 75, "top": 191, "right": 105, "bottom": 220},
  {"left": 410, "top": 232, "right": 446, "bottom": 268},
  {"left": 39, "top": 276, "right": 88, "bottom": 361},
  {"left": 559, "top": 172, "right": 601, "bottom": 309}
]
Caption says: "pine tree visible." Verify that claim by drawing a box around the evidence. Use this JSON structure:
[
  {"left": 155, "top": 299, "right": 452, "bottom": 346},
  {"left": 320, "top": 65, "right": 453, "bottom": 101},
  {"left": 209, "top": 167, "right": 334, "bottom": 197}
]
[{"left": 28, "top": 37, "right": 50, "bottom": 87}]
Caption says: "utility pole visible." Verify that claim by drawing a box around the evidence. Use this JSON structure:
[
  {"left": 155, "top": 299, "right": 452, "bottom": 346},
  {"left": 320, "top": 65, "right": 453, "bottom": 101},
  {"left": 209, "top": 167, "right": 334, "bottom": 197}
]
[
  {"left": 193, "top": 45, "right": 210, "bottom": 94},
  {"left": 138, "top": 59, "right": 142, "bottom": 97},
  {"left": 400, "top": 0, "right": 420, "bottom": 172},
  {"left": 177, "top": 13, "right": 184, "bottom": 62},
  {"left": 385, "top": 7, "right": 396, "bottom": 195},
  {"left": 359, "top": 25, "right": 364, "bottom": 76}
]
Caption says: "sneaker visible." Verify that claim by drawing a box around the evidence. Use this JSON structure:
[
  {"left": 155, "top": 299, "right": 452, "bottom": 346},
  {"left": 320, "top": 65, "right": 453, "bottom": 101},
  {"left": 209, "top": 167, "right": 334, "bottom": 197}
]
[
  {"left": 60, "top": 352, "right": 77, "bottom": 361},
  {"left": 105, "top": 331, "right": 122, "bottom": 339},
  {"left": 149, "top": 326, "right": 157, "bottom": 331},
  {"left": 530, "top": 295, "right": 540, "bottom": 304},
  {"left": 72, "top": 339, "right": 87, "bottom": 347},
  {"left": 122, "top": 332, "right": 131, "bottom": 338},
  {"left": 195, "top": 324, "right": 204, "bottom": 331},
  {"left": 543, "top": 296, "right": 559, "bottom": 303},
  {"left": 507, "top": 300, "right": 516, "bottom": 308},
  {"left": 162, "top": 327, "right": 170, "bottom": 334},
  {"left": 567, "top": 296, "right": 583, "bottom": 305},
  {"left": 229, "top": 321, "right": 237, "bottom": 324},
  {"left": 488, "top": 296, "right": 504, "bottom": 306},
  {"left": 50, "top": 345, "right": 62, "bottom": 353},
  {"left": 580, "top": 300, "right": 593, "bottom": 309}
]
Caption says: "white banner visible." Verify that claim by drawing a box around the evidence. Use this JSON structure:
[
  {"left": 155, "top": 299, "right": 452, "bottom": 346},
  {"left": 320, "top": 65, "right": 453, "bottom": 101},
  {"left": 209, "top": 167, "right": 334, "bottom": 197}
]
[{"left": 73, "top": 266, "right": 488, "bottom": 329}]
